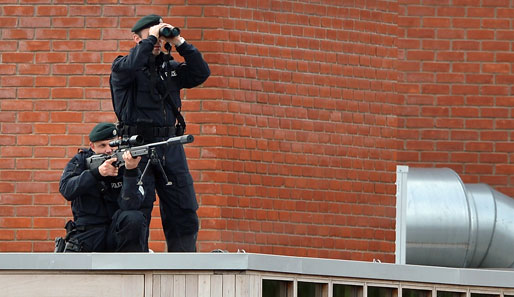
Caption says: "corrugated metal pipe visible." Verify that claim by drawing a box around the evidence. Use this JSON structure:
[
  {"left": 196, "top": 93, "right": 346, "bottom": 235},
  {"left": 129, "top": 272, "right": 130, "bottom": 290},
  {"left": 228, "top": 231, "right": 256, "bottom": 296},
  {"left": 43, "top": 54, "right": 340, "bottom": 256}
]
[{"left": 404, "top": 167, "right": 514, "bottom": 268}]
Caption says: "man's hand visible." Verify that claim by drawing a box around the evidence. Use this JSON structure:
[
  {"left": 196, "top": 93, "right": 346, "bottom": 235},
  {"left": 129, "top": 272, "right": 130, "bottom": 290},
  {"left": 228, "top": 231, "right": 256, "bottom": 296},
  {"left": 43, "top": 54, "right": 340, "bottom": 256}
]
[
  {"left": 148, "top": 23, "right": 166, "bottom": 39},
  {"left": 123, "top": 151, "right": 141, "bottom": 170},
  {"left": 98, "top": 158, "right": 118, "bottom": 177}
]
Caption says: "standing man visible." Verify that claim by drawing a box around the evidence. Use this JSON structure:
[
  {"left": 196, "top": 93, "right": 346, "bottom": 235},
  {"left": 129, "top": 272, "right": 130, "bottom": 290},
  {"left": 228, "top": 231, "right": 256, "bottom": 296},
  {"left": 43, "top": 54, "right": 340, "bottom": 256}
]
[
  {"left": 59, "top": 122, "right": 146, "bottom": 252},
  {"left": 110, "top": 14, "right": 210, "bottom": 251}
]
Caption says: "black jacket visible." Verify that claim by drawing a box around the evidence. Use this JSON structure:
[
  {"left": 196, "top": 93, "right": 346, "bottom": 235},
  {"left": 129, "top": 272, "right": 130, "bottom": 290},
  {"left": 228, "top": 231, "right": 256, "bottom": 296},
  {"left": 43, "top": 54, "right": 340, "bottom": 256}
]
[
  {"left": 110, "top": 35, "right": 210, "bottom": 129},
  {"left": 59, "top": 149, "right": 144, "bottom": 226}
]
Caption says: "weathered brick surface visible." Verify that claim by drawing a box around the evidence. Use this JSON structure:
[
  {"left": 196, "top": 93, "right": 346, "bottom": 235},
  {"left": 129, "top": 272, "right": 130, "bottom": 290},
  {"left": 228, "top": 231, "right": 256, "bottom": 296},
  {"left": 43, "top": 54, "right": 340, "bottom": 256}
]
[{"left": 0, "top": 1, "right": 511, "bottom": 262}]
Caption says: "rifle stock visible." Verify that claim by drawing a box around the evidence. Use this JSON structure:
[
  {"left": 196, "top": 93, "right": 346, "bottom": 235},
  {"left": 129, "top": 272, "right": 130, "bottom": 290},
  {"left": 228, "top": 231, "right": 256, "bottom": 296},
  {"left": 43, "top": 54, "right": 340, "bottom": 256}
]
[{"left": 86, "top": 134, "right": 194, "bottom": 170}]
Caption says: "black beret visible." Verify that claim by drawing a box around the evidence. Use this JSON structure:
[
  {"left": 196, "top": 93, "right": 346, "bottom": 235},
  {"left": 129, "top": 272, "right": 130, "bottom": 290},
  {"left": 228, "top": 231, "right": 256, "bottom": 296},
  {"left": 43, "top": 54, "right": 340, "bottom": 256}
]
[
  {"left": 89, "top": 122, "right": 117, "bottom": 142},
  {"left": 131, "top": 14, "right": 162, "bottom": 32}
]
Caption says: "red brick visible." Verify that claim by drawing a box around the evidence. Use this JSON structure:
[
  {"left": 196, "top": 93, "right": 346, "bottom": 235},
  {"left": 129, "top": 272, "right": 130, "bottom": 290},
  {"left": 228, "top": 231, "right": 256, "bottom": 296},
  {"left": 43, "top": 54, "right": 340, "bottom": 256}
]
[
  {"left": 50, "top": 205, "right": 72, "bottom": 217},
  {"left": 0, "top": 230, "right": 15, "bottom": 240},
  {"left": 422, "top": 40, "right": 450, "bottom": 50},
  {"left": 497, "top": 120, "right": 514, "bottom": 129},
  {"left": 34, "top": 147, "right": 67, "bottom": 158},
  {"left": 69, "top": 52, "right": 101, "bottom": 63},
  {"left": 35, "top": 29, "right": 67, "bottom": 39},
  {"left": 496, "top": 165, "right": 514, "bottom": 175},
  {"left": 466, "top": 164, "right": 493, "bottom": 174},
  {"left": 52, "top": 64, "right": 84, "bottom": 75},
  {"left": 0, "top": 158, "right": 15, "bottom": 170},
  {"left": 451, "top": 152, "right": 479, "bottom": 163},
  {"left": 3, "top": 5, "right": 34, "bottom": 15},
  {"left": 34, "top": 194, "right": 65, "bottom": 205},
  {"left": 423, "top": 17, "right": 451, "bottom": 27},
  {"left": 53, "top": 41, "right": 85, "bottom": 51},
  {"left": 467, "top": 52, "right": 494, "bottom": 62},
  {"left": 1, "top": 147, "right": 33, "bottom": 157},
  {"left": 480, "top": 153, "right": 508, "bottom": 163},
  {"left": 19, "top": 17, "right": 51, "bottom": 27},
  {"left": 18, "top": 111, "right": 50, "bottom": 122},
  {"left": 0, "top": 242, "right": 32, "bottom": 252},
  {"left": 19, "top": 41, "right": 51, "bottom": 51},
  {"left": 468, "top": 8, "right": 495, "bottom": 17},
  {"left": 33, "top": 242, "right": 55, "bottom": 252},
  {"left": 0, "top": 64, "right": 16, "bottom": 75},
  {"left": 69, "top": 76, "right": 101, "bottom": 87},
  {"left": 0, "top": 183, "right": 15, "bottom": 193},
  {"left": 33, "top": 218, "right": 66, "bottom": 228},
  {"left": 453, "top": 18, "right": 480, "bottom": 28},
  {"left": 1, "top": 76, "right": 34, "bottom": 87},
  {"left": 466, "top": 74, "right": 493, "bottom": 84},
  {"left": 0, "top": 217, "right": 32, "bottom": 228},
  {"left": 2, "top": 29, "right": 34, "bottom": 40},
  {"left": 480, "top": 131, "right": 508, "bottom": 141},
  {"left": 35, "top": 52, "right": 67, "bottom": 63},
  {"left": 2, "top": 123, "right": 32, "bottom": 134},
  {"left": 16, "top": 159, "right": 48, "bottom": 170},
  {"left": 451, "top": 130, "right": 479, "bottom": 140},
  {"left": 436, "top": 141, "right": 464, "bottom": 151},
  {"left": 436, "top": 73, "right": 464, "bottom": 83},
  {"left": 465, "top": 142, "right": 494, "bottom": 152},
  {"left": 438, "top": 116, "right": 466, "bottom": 129},
  {"left": 52, "top": 88, "right": 84, "bottom": 99},
  {"left": 17, "top": 180, "right": 49, "bottom": 193},
  {"left": 465, "top": 119, "right": 493, "bottom": 129},
  {"left": 437, "top": 29, "right": 465, "bottom": 39}
]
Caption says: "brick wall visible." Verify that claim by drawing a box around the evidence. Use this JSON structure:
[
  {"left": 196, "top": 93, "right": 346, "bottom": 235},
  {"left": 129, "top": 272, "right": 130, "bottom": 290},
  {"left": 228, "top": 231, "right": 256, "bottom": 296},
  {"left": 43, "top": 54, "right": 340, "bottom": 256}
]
[
  {"left": 0, "top": 0, "right": 511, "bottom": 261},
  {"left": 397, "top": 0, "right": 514, "bottom": 197},
  {"left": 195, "top": 1, "right": 399, "bottom": 261}
]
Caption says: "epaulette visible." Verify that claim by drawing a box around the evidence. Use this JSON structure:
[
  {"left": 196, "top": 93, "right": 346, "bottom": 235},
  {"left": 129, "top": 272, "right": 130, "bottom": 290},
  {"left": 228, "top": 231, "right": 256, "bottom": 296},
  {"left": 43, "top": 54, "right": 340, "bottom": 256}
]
[{"left": 77, "top": 148, "right": 89, "bottom": 154}]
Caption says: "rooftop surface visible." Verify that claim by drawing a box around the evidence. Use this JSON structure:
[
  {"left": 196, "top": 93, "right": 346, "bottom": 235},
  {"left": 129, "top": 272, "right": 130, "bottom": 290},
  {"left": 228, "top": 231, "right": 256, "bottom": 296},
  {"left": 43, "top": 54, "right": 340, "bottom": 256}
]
[{"left": 1, "top": 253, "right": 513, "bottom": 288}]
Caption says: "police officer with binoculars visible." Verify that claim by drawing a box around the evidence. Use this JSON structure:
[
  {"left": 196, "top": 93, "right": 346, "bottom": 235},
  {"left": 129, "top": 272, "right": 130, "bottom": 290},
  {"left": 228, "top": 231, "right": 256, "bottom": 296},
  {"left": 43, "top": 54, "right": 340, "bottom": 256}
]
[{"left": 109, "top": 14, "right": 210, "bottom": 252}]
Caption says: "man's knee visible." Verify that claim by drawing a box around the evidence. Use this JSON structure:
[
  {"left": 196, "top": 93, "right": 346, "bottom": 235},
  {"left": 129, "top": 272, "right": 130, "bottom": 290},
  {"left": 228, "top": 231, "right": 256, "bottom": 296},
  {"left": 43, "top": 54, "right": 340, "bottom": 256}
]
[
  {"left": 117, "top": 210, "right": 146, "bottom": 230},
  {"left": 111, "top": 210, "right": 147, "bottom": 252}
]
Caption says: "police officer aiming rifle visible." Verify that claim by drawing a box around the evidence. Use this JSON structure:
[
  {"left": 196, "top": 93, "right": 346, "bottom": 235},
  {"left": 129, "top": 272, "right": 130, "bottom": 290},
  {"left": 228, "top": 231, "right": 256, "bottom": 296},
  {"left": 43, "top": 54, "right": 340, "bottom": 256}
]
[{"left": 57, "top": 122, "right": 146, "bottom": 252}]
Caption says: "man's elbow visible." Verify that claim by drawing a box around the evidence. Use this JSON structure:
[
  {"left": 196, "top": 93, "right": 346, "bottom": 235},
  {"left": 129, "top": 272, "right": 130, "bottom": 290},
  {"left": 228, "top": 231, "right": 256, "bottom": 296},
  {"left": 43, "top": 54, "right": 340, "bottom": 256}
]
[
  {"left": 196, "top": 67, "right": 211, "bottom": 86},
  {"left": 59, "top": 187, "right": 74, "bottom": 202}
]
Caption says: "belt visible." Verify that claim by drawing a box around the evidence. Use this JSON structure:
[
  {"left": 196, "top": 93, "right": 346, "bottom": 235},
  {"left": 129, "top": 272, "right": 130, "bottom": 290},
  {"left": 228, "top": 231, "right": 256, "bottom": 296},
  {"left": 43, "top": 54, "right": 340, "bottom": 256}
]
[
  {"left": 75, "top": 223, "right": 107, "bottom": 232},
  {"left": 121, "top": 125, "right": 176, "bottom": 138}
]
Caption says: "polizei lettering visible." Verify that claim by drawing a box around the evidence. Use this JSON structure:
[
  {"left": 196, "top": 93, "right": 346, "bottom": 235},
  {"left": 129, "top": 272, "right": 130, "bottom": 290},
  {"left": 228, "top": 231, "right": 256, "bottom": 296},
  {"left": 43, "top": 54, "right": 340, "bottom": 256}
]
[{"left": 111, "top": 181, "right": 123, "bottom": 189}]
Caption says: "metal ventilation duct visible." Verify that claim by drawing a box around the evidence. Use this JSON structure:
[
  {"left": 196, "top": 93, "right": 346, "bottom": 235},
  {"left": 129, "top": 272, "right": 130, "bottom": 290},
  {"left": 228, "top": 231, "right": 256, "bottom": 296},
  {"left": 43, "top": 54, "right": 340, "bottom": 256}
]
[{"left": 404, "top": 167, "right": 514, "bottom": 268}]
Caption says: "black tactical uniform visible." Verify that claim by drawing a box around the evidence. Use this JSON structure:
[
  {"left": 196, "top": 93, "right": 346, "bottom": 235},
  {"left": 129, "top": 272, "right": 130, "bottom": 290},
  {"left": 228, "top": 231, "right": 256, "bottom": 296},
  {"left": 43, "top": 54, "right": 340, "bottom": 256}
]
[
  {"left": 110, "top": 15, "right": 210, "bottom": 251},
  {"left": 59, "top": 125, "right": 146, "bottom": 252}
]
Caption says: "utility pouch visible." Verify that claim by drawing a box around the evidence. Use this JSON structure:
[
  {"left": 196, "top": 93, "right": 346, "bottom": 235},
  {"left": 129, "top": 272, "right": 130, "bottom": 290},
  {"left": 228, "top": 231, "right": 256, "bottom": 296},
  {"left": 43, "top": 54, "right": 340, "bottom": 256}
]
[
  {"left": 54, "top": 220, "right": 78, "bottom": 253},
  {"left": 175, "top": 120, "right": 185, "bottom": 136},
  {"left": 54, "top": 237, "right": 65, "bottom": 253},
  {"left": 64, "top": 238, "right": 82, "bottom": 252}
]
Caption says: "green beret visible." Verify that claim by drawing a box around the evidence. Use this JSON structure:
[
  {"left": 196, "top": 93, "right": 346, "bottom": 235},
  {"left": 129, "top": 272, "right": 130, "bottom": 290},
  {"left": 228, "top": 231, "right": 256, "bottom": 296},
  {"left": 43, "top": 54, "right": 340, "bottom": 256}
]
[
  {"left": 131, "top": 14, "right": 162, "bottom": 32},
  {"left": 89, "top": 122, "right": 117, "bottom": 142}
]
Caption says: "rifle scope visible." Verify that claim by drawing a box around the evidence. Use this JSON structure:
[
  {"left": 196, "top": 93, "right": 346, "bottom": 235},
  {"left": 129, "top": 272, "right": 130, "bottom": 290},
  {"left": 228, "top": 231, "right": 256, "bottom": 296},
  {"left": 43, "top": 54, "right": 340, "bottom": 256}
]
[{"left": 109, "top": 135, "right": 143, "bottom": 147}]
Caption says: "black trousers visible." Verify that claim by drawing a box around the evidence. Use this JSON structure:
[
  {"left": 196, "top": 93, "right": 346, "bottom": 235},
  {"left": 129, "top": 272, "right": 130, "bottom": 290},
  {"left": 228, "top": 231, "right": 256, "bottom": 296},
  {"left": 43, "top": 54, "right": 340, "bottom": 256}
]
[
  {"left": 65, "top": 210, "right": 147, "bottom": 252},
  {"left": 138, "top": 144, "right": 199, "bottom": 252}
]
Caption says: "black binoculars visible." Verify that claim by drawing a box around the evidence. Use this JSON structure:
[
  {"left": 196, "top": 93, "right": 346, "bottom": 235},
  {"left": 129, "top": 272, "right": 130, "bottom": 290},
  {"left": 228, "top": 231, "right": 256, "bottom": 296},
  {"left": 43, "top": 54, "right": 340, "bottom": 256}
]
[{"left": 159, "top": 27, "right": 180, "bottom": 38}]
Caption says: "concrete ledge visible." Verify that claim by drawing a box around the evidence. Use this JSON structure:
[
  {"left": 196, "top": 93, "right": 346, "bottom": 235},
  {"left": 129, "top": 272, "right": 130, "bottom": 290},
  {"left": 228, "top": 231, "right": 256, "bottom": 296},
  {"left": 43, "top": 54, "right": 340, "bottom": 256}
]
[{"left": 1, "top": 253, "right": 514, "bottom": 288}]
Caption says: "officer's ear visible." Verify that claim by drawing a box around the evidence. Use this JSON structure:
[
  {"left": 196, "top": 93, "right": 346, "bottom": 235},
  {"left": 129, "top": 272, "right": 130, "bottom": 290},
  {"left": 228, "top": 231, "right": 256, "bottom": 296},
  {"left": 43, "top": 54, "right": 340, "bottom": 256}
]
[{"left": 133, "top": 32, "right": 142, "bottom": 44}]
